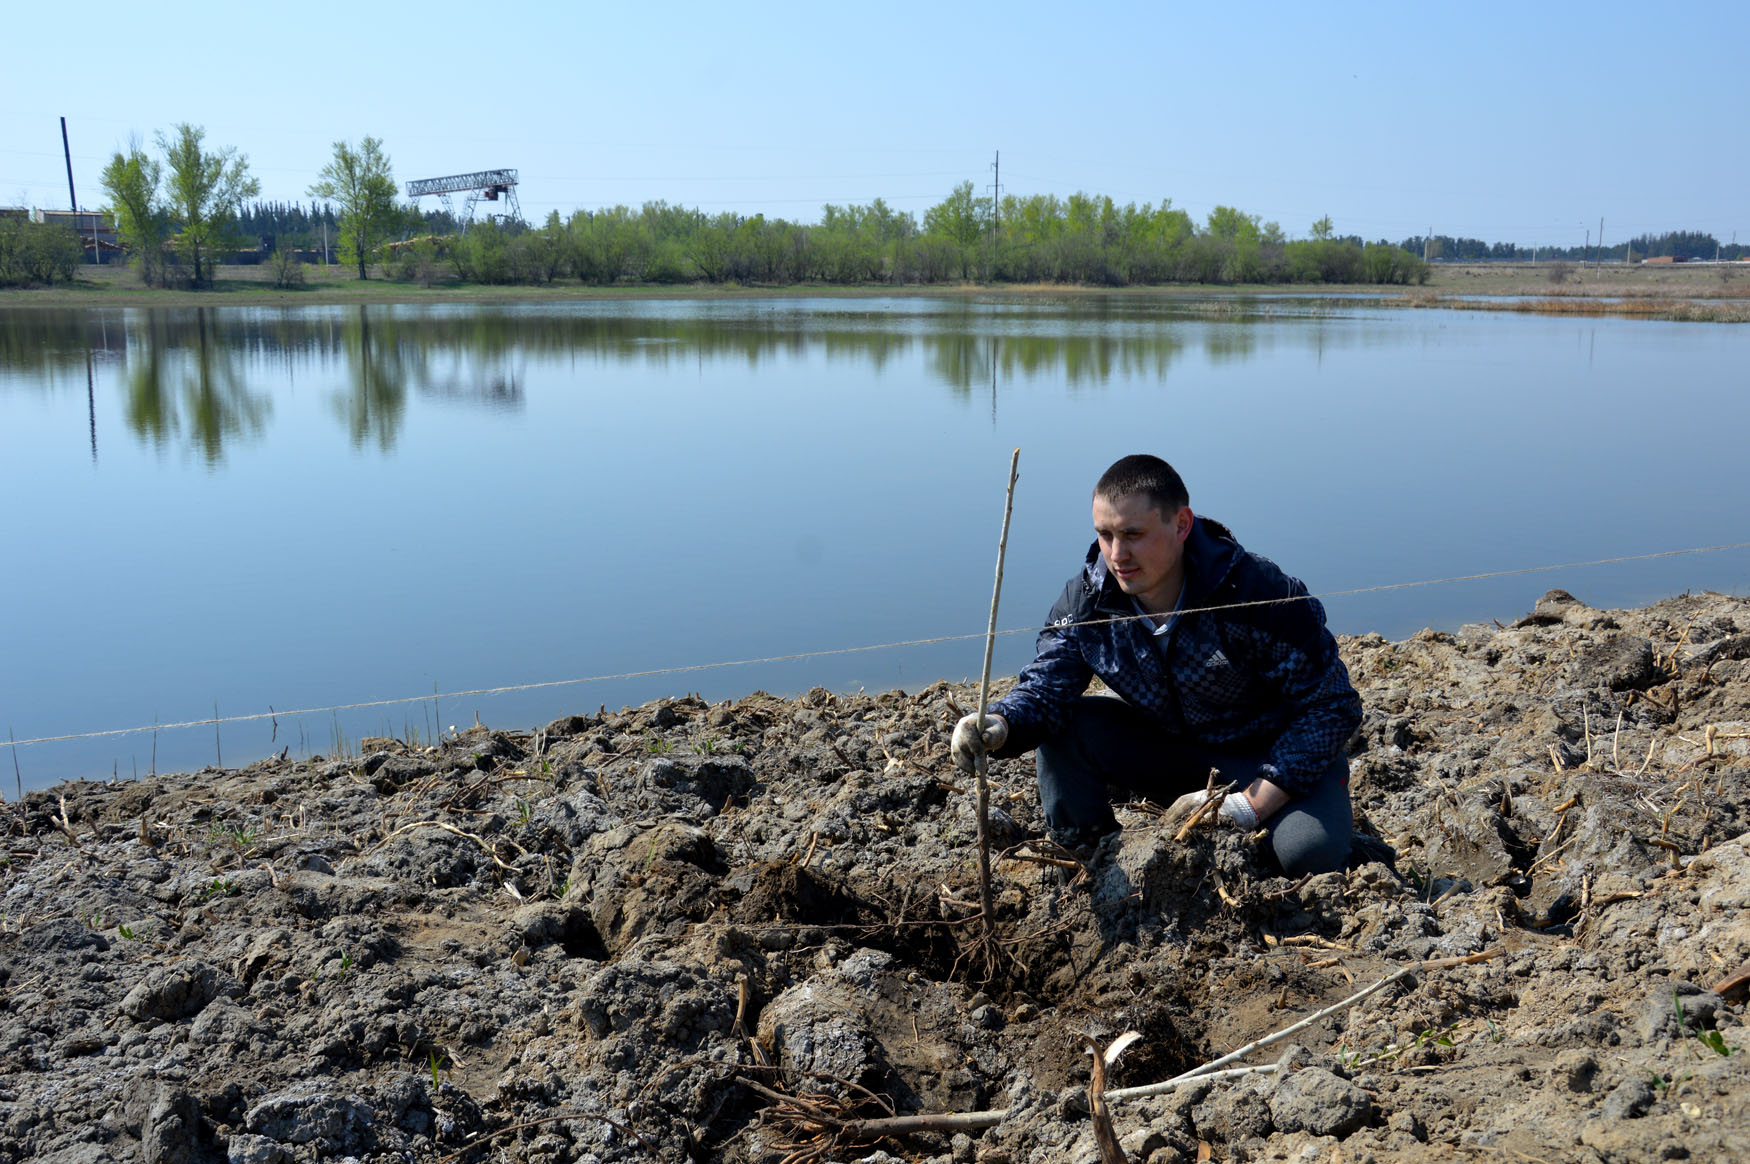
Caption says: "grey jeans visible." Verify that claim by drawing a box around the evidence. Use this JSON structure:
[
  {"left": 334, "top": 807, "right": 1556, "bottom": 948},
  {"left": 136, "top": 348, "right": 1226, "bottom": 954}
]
[{"left": 1034, "top": 695, "right": 1353, "bottom": 876}]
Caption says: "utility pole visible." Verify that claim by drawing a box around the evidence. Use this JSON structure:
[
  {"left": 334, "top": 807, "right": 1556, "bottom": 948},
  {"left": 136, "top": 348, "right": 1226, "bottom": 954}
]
[
  {"left": 60, "top": 117, "right": 76, "bottom": 211},
  {"left": 61, "top": 116, "right": 94, "bottom": 265},
  {"left": 986, "top": 150, "right": 1001, "bottom": 282},
  {"left": 1598, "top": 217, "right": 1605, "bottom": 266}
]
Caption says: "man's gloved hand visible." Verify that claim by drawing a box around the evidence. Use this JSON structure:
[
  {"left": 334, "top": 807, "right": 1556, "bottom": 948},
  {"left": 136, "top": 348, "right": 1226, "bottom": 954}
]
[
  {"left": 950, "top": 713, "right": 1008, "bottom": 774},
  {"left": 1166, "top": 790, "right": 1259, "bottom": 830},
  {"left": 1218, "top": 791, "right": 1259, "bottom": 830}
]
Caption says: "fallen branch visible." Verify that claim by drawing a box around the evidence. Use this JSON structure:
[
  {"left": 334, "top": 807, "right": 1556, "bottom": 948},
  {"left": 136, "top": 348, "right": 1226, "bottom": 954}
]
[
  {"left": 1003, "top": 848, "right": 1082, "bottom": 871},
  {"left": 1168, "top": 947, "right": 1505, "bottom": 1083},
  {"left": 1263, "top": 933, "right": 1348, "bottom": 951},
  {"left": 739, "top": 1075, "right": 928, "bottom": 1160},
  {"left": 739, "top": 1060, "right": 1287, "bottom": 1149},
  {"left": 823, "top": 1107, "right": 1008, "bottom": 1137},
  {"left": 1106, "top": 1063, "right": 1281, "bottom": 1103},
  {"left": 438, "top": 1110, "right": 650, "bottom": 1163}
]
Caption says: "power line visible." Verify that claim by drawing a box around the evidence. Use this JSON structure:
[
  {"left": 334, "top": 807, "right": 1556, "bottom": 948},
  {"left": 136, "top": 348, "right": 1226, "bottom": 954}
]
[{"left": 6, "top": 539, "right": 1747, "bottom": 753}]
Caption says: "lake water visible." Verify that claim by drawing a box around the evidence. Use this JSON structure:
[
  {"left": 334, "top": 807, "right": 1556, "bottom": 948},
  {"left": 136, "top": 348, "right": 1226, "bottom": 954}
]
[{"left": 3, "top": 296, "right": 1748, "bottom": 790}]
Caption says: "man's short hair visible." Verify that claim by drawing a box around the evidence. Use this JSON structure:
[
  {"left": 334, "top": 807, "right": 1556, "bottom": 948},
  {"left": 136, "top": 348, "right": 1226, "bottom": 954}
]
[{"left": 1094, "top": 454, "right": 1189, "bottom": 516}]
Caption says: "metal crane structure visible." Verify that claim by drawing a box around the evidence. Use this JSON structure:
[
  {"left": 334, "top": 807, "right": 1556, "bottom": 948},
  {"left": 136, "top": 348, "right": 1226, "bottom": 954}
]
[{"left": 404, "top": 169, "right": 522, "bottom": 228}]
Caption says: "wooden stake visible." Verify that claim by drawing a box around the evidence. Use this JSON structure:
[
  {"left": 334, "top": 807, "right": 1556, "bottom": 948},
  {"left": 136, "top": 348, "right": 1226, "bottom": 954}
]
[{"left": 973, "top": 450, "right": 1021, "bottom": 971}]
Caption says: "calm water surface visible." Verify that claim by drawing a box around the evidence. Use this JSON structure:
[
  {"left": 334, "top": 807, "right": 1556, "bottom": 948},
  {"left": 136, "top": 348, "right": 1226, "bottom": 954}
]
[{"left": 3, "top": 296, "right": 1747, "bottom": 788}]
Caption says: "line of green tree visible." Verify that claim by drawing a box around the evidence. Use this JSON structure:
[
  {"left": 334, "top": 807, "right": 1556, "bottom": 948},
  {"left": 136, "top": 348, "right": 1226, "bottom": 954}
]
[
  {"left": 89, "top": 127, "right": 1431, "bottom": 290},
  {"left": 400, "top": 195, "right": 1431, "bottom": 289},
  {"left": 100, "top": 125, "right": 259, "bottom": 287},
  {"left": 100, "top": 128, "right": 453, "bottom": 286},
  {"left": 81, "top": 126, "right": 1736, "bottom": 291},
  {"left": 1399, "top": 229, "right": 1744, "bottom": 263}
]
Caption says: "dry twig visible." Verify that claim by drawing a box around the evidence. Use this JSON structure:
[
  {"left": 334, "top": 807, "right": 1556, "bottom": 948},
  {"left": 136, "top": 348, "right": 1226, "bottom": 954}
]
[
  {"left": 369, "top": 820, "right": 525, "bottom": 873},
  {"left": 1173, "top": 771, "right": 1235, "bottom": 842},
  {"left": 438, "top": 1110, "right": 650, "bottom": 1162},
  {"left": 53, "top": 795, "right": 83, "bottom": 846}
]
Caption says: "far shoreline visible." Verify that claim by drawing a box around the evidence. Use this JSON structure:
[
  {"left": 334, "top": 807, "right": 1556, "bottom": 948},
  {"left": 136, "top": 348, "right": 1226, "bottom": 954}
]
[{"left": 4, "top": 260, "right": 1747, "bottom": 319}]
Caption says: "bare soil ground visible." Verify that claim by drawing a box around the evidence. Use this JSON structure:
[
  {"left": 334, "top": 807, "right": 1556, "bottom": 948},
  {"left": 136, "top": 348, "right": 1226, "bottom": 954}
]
[{"left": 3, "top": 590, "right": 1748, "bottom": 1163}]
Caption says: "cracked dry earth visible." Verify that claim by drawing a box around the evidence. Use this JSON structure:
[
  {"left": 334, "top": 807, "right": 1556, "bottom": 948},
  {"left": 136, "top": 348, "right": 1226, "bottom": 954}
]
[{"left": 3, "top": 588, "right": 1748, "bottom": 1164}]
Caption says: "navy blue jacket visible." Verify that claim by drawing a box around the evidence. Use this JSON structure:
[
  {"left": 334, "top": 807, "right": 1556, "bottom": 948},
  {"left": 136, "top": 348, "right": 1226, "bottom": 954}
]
[{"left": 988, "top": 515, "right": 1362, "bottom": 797}]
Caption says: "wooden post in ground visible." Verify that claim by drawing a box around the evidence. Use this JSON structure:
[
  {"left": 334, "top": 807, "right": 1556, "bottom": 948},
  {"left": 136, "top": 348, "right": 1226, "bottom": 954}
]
[{"left": 973, "top": 449, "right": 1021, "bottom": 973}]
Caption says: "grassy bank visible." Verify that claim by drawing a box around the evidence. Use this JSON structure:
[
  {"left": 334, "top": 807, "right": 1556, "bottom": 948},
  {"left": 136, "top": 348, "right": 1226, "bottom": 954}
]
[
  {"left": 1421, "top": 260, "right": 1750, "bottom": 299},
  {"left": 4, "top": 258, "right": 1747, "bottom": 316},
  {"left": 1405, "top": 293, "right": 1750, "bottom": 323}
]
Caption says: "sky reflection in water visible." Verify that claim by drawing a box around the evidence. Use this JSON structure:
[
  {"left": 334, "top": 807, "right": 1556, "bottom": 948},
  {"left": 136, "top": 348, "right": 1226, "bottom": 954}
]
[{"left": 2, "top": 297, "right": 1747, "bottom": 788}]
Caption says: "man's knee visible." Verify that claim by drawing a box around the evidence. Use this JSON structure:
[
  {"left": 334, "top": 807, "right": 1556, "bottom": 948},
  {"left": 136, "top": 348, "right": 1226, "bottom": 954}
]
[{"left": 1274, "top": 821, "right": 1351, "bottom": 877}]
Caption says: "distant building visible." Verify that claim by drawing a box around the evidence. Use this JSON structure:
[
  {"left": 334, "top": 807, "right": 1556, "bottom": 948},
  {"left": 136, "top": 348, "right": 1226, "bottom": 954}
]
[{"left": 32, "top": 209, "right": 120, "bottom": 262}]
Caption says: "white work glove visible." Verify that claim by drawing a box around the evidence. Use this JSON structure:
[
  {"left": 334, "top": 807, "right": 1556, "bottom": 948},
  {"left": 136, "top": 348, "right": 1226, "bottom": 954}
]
[
  {"left": 951, "top": 713, "right": 1008, "bottom": 774},
  {"left": 1167, "top": 790, "right": 1259, "bottom": 831}
]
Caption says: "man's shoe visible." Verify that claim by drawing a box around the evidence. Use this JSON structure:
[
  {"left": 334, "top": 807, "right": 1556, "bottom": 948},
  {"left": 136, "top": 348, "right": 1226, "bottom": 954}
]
[
  {"left": 1346, "top": 832, "right": 1397, "bottom": 869},
  {"left": 1047, "top": 824, "right": 1119, "bottom": 864}
]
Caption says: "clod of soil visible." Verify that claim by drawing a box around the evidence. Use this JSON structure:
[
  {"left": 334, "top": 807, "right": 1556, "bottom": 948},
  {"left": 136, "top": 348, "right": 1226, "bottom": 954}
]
[{"left": 3, "top": 590, "right": 1747, "bottom": 1163}]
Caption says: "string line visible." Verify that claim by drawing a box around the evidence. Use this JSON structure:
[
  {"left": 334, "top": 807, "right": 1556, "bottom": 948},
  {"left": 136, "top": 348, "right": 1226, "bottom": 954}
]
[{"left": 7, "top": 539, "right": 1747, "bottom": 751}]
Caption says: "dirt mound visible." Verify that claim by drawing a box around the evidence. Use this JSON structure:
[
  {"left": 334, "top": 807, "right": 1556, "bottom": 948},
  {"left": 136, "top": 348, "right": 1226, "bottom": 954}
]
[{"left": 3, "top": 592, "right": 1747, "bottom": 1162}]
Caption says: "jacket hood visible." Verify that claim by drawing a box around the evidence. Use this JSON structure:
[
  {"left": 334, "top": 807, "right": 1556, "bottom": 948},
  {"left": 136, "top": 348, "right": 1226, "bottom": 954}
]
[{"left": 1081, "top": 514, "right": 1241, "bottom": 612}]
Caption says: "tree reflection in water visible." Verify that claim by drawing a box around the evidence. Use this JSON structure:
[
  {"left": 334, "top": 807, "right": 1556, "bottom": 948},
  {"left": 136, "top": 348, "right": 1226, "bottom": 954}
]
[
  {"left": 335, "top": 306, "right": 415, "bottom": 451},
  {"left": 8, "top": 297, "right": 1299, "bottom": 458},
  {"left": 124, "top": 309, "right": 270, "bottom": 463}
]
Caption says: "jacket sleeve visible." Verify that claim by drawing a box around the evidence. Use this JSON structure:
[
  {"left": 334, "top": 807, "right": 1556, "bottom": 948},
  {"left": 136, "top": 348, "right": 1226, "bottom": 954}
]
[
  {"left": 987, "top": 576, "right": 1094, "bottom": 756},
  {"left": 1226, "top": 583, "right": 1363, "bottom": 797}
]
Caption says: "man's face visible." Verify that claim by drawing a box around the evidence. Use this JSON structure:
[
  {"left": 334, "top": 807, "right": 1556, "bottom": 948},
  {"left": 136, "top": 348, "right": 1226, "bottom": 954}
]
[{"left": 1092, "top": 491, "right": 1193, "bottom": 610}]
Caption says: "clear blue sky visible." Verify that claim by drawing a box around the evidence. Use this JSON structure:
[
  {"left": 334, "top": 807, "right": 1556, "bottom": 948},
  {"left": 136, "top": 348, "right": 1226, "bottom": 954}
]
[{"left": 5, "top": 0, "right": 1745, "bottom": 248}]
